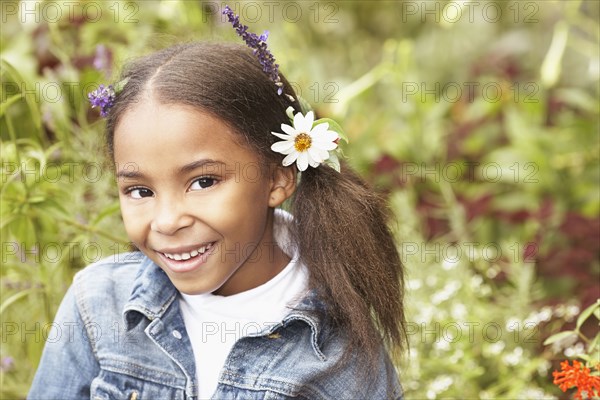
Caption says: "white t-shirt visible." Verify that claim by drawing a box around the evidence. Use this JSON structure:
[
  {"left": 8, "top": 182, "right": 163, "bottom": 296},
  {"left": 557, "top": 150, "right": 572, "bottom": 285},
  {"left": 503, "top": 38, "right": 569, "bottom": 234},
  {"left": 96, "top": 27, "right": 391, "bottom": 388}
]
[{"left": 179, "top": 209, "right": 309, "bottom": 399}]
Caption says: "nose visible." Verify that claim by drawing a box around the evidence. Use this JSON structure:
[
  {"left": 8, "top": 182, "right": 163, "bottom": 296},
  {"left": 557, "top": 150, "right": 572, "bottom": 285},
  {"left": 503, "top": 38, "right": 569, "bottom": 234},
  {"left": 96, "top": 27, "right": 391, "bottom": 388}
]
[{"left": 150, "top": 196, "right": 194, "bottom": 236}]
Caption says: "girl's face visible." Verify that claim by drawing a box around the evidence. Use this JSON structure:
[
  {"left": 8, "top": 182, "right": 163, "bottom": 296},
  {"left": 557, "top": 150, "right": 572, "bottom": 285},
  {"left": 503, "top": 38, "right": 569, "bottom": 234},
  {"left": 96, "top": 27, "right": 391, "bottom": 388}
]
[{"left": 113, "top": 97, "right": 294, "bottom": 295}]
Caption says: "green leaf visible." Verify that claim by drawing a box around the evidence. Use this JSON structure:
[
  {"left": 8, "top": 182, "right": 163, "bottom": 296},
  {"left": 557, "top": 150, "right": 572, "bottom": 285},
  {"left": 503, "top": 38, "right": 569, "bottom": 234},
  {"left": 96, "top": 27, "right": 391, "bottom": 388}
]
[
  {"left": 91, "top": 202, "right": 121, "bottom": 225},
  {"left": 577, "top": 300, "right": 600, "bottom": 330},
  {"left": 578, "top": 354, "right": 591, "bottom": 362},
  {"left": 0, "top": 288, "right": 38, "bottom": 315},
  {"left": 27, "top": 196, "right": 46, "bottom": 204},
  {"left": 114, "top": 77, "right": 130, "bottom": 93},
  {"left": 297, "top": 95, "right": 313, "bottom": 115},
  {"left": 0, "top": 93, "right": 24, "bottom": 116},
  {"left": 543, "top": 330, "right": 576, "bottom": 346},
  {"left": 588, "top": 332, "right": 600, "bottom": 353},
  {"left": 0, "top": 59, "right": 42, "bottom": 131}
]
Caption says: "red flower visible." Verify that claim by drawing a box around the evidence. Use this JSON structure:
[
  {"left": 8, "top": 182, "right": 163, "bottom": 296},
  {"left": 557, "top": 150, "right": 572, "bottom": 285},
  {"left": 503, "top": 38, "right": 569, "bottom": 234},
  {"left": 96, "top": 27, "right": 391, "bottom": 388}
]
[{"left": 552, "top": 360, "right": 600, "bottom": 400}]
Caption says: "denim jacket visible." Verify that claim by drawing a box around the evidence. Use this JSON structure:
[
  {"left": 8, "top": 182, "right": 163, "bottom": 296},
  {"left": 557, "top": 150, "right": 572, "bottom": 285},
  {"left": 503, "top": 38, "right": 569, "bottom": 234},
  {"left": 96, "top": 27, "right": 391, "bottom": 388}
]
[{"left": 28, "top": 252, "right": 403, "bottom": 400}]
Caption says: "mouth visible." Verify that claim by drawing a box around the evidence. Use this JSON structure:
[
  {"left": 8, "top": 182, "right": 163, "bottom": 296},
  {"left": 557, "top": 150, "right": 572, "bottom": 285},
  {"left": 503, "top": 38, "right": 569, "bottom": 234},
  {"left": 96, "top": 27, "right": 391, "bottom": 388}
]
[
  {"left": 156, "top": 242, "right": 216, "bottom": 273},
  {"left": 161, "top": 242, "right": 214, "bottom": 260}
]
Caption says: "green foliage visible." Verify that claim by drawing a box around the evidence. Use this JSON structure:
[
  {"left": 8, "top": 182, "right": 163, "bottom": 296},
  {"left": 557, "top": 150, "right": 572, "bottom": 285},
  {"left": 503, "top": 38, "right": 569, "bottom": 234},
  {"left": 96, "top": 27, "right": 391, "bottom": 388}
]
[
  {"left": 1, "top": 1, "right": 598, "bottom": 398},
  {"left": 544, "top": 300, "right": 600, "bottom": 366}
]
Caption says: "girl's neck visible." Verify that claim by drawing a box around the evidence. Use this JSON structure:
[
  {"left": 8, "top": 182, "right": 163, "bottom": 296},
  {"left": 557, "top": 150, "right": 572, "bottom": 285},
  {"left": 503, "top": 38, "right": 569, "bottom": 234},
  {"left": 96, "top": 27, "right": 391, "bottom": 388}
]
[{"left": 213, "top": 241, "right": 290, "bottom": 296}]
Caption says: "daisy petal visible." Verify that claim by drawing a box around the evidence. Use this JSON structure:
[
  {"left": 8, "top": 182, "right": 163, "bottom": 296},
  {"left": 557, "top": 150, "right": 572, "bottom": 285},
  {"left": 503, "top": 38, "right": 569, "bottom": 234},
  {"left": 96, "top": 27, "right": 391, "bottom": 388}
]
[
  {"left": 313, "top": 129, "right": 338, "bottom": 142},
  {"left": 271, "top": 141, "right": 296, "bottom": 154},
  {"left": 297, "top": 151, "right": 309, "bottom": 171},
  {"left": 293, "top": 112, "right": 305, "bottom": 132},
  {"left": 310, "top": 122, "right": 329, "bottom": 135},
  {"left": 313, "top": 139, "right": 338, "bottom": 151},
  {"left": 302, "top": 111, "right": 314, "bottom": 131},
  {"left": 282, "top": 152, "right": 299, "bottom": 167},
  {"left": 308, "top": 147, "right": 324, "bottom": 163},
  {"left": 316, "top": 148, "right": 330, "bottom": 161},
  {"left": 295, "top": 111, "right": 314, "bottom": 133},
  {"left": 271, "top": 131, "right": 293, "bottom": 140},
  {"left": 308, "top": 159, "right": 320, "bottom": 168},
  {"left": 281, "top": 123, "right": 297, "bottom": 136}
]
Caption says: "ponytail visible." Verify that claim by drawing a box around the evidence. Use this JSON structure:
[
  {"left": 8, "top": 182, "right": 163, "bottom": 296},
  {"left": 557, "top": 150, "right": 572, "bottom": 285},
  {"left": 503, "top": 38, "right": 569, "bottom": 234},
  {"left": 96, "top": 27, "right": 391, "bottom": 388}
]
[{"left": 291, "top": 162, "right": 406, "bottom": 369}]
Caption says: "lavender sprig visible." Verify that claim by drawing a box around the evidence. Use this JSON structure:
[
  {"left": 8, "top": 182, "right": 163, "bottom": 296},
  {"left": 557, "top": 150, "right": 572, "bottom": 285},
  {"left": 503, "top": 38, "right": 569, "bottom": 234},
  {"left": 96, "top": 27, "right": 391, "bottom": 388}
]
[
  {"left": 223, "top": 5, "right": 283, "bottom": 95},
  {"left": 88, "top": 84, "right": 115, "bottom": 117}
]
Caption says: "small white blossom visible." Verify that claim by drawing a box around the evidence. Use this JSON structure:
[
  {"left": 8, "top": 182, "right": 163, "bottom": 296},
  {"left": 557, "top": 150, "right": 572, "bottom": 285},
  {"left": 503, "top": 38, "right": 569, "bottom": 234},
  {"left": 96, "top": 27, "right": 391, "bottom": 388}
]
[
  {"left": 449, "top": 349, "right": 464, "bottom": 363},
  {"left": 429, "top": 375, "right": 453, "bottom": 394},
  {"left": 431, "top": 281, "right": 462, "bottom": 305},
  {"left": 502, "top": 346, "right": 523, "bottom": 366},
  {"left": 407, "top": 279, "right": 422, "bottom": 290},
  {"left": 565, "top": 305, "right": 580, "bottom": 320},
  {"left": 442, "top": 256, "right": 459, "bottom": 270},
  {"left": 485, "top": 267, "right": 499, "bottom": 278},
  {"left": 517, "top": 387, "right": 557, "bottom": 400},
  {"left": 486, "top": 341, "right": 506, "bottom": 355},
  {"left": 505, "top": 317, "right": 521, "bottom": 331},
  {"left": 564, "top": 342, "right": 585, "bottom": 358},
  {"left": 426, "top": 275, "right": 438, "bottom": 287},
  {"left": 470, "top": 275, "right": 483, "bottom": 289},
  {"left": 434, "top": 339, "right": 451, "bottom": 351},
  {"left": 451, "top": 303, "right": 467, "bottom": 320}
]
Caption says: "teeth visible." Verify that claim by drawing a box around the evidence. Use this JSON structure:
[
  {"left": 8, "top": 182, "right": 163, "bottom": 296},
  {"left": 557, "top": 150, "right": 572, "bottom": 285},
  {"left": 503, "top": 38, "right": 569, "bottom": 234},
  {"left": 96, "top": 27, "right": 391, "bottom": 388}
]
[{"left": 163, "top": 243, "right": 212, "bottom": 260}]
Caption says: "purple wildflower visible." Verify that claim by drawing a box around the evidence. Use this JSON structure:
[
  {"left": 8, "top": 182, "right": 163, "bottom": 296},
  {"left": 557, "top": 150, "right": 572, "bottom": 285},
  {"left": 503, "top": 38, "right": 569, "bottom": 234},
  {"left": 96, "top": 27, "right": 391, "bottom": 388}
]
[
  {"left": 1, "top": 357, "right": 14, "bottom": 372},
  {"left": 93, "top": 44, "right": 112, "bottom": 76},
  {"left": 88, "top": 84, "right": 115, "bottom": 117},
  {"left": 222, "top": 5, "right": 283, "bottom": 95}
]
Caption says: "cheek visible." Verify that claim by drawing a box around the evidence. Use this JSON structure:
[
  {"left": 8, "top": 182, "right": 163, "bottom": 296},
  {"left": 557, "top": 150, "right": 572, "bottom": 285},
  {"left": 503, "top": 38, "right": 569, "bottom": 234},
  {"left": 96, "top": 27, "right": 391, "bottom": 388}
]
[
  {"left": 118, "top": 199, "right": 144, "bottom": 240},
  {"left": 208, "top": 182, "right": 271, "bottom": 235}
]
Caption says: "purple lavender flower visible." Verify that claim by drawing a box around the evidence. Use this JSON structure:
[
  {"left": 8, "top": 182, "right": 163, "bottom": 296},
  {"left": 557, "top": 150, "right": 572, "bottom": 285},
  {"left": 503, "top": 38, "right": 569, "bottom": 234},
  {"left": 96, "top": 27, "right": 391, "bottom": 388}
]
[
  {"left": 88, "top": 84, "right": 115, "bottom": 117},
  {"left": 222, "top": 5, "right": 282, "bottom": 95}
]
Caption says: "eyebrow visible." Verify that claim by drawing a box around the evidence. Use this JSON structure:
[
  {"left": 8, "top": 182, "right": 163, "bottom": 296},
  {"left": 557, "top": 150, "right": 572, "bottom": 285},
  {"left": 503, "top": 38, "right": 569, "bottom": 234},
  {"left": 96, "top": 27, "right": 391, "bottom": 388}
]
[
  {"left": 115, "top": 159, "right": 226, "bottom": 179},
  {"left": 179, "top": 159, "right": 226, "bottom": 174}
]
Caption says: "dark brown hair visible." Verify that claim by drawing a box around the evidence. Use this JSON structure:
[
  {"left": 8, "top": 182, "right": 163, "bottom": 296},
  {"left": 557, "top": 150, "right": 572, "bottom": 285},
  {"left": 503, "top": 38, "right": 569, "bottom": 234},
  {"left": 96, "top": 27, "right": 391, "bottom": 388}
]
[{"left": 106, "top": 42, "right": 406, "bottom": 387}]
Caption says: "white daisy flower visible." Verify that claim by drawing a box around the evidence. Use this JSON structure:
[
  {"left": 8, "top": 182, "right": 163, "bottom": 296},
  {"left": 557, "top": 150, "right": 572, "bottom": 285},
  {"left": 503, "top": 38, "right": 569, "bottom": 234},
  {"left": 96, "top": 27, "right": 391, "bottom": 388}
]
[{"left": 270, "top": 111, "right": 339, "bottom": 171}]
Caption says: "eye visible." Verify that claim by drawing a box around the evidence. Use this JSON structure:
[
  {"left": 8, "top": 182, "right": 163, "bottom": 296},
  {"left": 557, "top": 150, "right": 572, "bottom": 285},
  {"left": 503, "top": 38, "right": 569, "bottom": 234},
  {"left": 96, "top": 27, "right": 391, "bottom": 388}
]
[
  {"left": 189, "top": 177, "right": 217, "bottom": 191},
  {"left": 126, "top": 187, "right": 154, "bottom": 199}
]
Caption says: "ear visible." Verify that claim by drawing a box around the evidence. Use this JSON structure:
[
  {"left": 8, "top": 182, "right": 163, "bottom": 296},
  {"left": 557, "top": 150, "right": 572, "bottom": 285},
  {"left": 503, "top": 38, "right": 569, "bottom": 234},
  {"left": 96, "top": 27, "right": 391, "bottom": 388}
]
[{"left": 268, "top": 164, "right": 296, "bottom": 207}]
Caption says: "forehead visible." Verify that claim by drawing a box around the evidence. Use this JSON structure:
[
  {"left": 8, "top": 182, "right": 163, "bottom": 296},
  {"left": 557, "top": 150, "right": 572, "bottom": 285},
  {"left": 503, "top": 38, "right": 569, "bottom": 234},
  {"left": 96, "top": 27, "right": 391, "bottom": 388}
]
[{"left": 113, "top": 99, "right": 259, "bottom": 171}]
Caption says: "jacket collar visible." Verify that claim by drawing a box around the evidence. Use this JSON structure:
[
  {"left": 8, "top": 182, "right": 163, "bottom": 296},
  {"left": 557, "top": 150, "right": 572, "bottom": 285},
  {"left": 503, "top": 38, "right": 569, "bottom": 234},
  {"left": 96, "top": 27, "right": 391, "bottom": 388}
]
[
  {"left": 122, "top": 255, "right": 179, "bottom": 330},
  {"left": 122, "top": 254, "right": 329, "bottom": 359}
]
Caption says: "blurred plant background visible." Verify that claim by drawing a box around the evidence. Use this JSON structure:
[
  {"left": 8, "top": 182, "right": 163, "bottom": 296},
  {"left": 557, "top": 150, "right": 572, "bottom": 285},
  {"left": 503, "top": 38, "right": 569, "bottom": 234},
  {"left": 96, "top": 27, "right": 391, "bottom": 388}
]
[{"left": 1, "top": 0, "right": 599, "bottom": 399}]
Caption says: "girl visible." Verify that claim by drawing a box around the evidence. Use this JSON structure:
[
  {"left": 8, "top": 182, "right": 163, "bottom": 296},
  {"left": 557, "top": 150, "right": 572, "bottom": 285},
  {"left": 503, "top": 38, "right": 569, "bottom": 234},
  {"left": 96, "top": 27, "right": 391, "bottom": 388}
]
[{"left": 29, "top": 17, "right": 406, "bottom": 400}]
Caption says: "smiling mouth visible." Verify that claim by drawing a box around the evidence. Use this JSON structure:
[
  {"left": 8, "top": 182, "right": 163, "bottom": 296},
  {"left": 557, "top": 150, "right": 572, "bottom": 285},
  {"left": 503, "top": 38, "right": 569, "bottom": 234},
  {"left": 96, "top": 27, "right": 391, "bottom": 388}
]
[{"left": 160, "top": 242, "right": 215, "bottom": 261}]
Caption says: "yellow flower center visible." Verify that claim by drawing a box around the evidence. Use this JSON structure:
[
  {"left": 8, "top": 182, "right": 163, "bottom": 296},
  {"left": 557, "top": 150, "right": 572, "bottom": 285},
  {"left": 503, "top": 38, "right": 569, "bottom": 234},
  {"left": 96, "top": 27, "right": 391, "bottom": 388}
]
[{"left": 294, "top": 133, "right": 312, "bottom": 152}]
